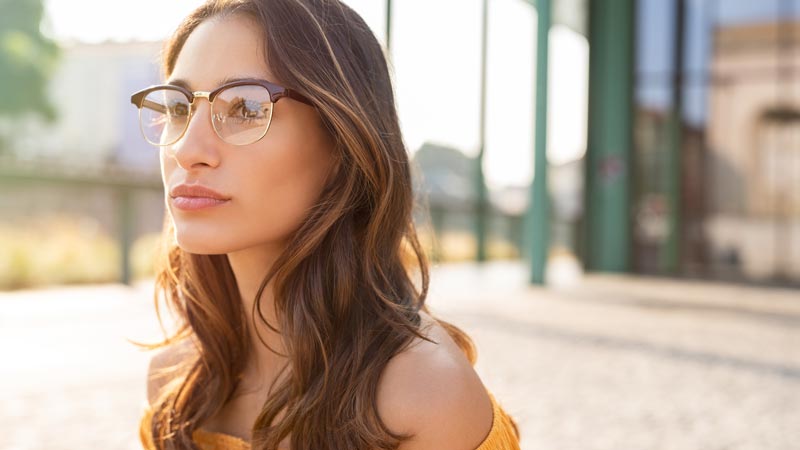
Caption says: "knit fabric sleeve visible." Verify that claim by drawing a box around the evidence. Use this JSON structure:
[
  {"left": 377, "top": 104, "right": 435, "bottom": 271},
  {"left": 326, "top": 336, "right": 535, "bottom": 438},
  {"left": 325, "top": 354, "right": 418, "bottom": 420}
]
[{"left": 475, "top": 391, "right": 522, "bottom": 450}]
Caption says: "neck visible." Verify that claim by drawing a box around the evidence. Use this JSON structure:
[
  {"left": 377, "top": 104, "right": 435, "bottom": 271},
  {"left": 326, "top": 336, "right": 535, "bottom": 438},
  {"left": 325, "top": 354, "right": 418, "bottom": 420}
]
[{"left": 226, "top": 245, "right": 289, "bottom": 381}]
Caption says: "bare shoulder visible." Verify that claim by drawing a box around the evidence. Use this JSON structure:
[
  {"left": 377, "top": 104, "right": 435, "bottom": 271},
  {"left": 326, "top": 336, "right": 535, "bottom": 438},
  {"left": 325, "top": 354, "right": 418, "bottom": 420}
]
[
  {"left": 376, "top": 311, "right": 494, "bottom": 450},
  {"left": 146, "top": 337, "right": 199, "bottom": 406}
]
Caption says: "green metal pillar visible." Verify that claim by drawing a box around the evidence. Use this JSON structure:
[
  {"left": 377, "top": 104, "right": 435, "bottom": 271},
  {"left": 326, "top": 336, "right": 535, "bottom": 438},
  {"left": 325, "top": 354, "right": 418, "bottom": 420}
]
[
  {"left": 662, "top": 0, "right": 686, "bottom": 273},
  {"left": 525, "top": 0, "right": 551, "bottom": 284},
  {"left": 385, "top": 0, "right": 393, "bottom": 51},
  {"left": 584, "top": 0, "right": 634, "bottom": 272},
  {"left": 475, "top": 0, "right": 489, "bottom": 262}
]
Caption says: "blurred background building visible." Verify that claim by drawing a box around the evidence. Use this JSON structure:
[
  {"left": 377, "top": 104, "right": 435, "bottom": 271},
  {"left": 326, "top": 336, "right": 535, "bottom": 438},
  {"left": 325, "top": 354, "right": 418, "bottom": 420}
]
[
  {"left": 629, "top": 0, "right": 800, "bottom": 285},
  {"left": 1, "top": 0, "right": 799, "bottom": 289}
]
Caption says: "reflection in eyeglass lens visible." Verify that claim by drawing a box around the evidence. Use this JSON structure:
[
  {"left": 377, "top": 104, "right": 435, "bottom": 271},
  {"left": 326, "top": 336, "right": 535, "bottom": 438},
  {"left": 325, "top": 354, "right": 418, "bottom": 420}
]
[{"left": 212, "top": 85, "right": 273, "bottom": 145}]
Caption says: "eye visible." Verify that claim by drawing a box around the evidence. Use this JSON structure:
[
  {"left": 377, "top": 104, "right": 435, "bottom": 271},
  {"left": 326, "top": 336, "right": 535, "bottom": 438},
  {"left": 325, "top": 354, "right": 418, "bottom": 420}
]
[
  {"left": 168, "top": 100, "right": 190, "bottom": 117},
  {"left": 228, "top": 97, "right": 267, "bottom": 122}
]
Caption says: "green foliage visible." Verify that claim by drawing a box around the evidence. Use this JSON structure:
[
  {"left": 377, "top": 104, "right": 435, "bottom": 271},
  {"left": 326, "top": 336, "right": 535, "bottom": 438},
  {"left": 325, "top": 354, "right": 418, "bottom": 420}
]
[{"left": 0, "top": 0, "right": 60, "bottom": 121}]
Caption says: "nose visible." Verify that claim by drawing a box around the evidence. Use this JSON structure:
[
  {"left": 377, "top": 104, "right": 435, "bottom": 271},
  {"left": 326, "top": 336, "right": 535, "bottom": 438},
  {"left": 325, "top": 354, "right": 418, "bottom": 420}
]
[{"left": 168, "top": 97, "right": 222, "bottom": 170}]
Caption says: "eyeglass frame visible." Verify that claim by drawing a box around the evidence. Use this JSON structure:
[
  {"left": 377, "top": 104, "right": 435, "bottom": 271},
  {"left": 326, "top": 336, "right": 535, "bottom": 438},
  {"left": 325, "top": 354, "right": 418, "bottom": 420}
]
[{"left": 129, "top": 77, "right": 314, "bottom": 146}]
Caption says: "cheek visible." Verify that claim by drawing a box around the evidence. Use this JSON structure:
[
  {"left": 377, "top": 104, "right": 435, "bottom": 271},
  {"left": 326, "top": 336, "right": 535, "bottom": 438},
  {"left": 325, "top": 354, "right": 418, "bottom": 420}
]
[
  {"left": 237, "top": 143, "right": 332, "bottom": 239},
  {"left": 160, "top": 154, "right": 173, "bottom": 214},
  {"left": 159, "top": 149, "right": 176, "bottom": 186}
]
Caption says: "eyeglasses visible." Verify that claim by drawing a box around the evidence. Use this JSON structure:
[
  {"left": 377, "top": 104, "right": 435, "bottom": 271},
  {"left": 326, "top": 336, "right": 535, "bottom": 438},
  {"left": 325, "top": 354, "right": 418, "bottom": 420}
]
[{"left": 130, "top": 78, "right": 313, "bottom": 146}]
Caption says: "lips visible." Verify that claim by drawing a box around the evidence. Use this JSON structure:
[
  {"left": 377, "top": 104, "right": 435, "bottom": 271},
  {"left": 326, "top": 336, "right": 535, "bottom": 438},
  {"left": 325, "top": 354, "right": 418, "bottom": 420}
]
[
  {"left": 169, "top": 183, "right": 231, "bottom": 211},
  {"left": 169, "top": 184, "right": 231, "bottom": 200}
]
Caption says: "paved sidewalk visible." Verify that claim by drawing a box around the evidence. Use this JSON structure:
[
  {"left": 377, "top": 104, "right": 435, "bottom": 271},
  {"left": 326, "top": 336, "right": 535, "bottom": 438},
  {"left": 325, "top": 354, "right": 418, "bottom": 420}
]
[{"left": 2, "top": 261, "right": 799, "bottom": 450}]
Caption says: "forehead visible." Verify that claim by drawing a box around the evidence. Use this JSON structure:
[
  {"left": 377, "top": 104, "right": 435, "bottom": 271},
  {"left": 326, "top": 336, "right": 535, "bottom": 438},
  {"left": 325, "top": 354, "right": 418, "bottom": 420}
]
[{"left": 169, "top": 14, "right": 278, "bottom": 90}]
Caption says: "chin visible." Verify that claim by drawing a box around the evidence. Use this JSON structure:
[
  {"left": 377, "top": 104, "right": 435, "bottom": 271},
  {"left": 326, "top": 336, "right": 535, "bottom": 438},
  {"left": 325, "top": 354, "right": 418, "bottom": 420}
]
[
  {"left": 175, "top": 242, "right": 230, "bottom": 255},
  {"left": 172, "top": 230, "right": 233, "bottom": 255}
]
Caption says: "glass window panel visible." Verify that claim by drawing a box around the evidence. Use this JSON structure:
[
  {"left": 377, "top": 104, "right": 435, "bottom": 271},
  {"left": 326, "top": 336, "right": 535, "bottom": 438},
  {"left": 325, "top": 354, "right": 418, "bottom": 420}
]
[
  {"left": 682, "top": 83, "right": 707, "bottom": 127},
  {"left": 684, "top": 0, "right": 713, "bottom": 75},
  {"left": 635, "top": 81, "right": 673, "bottom": 114},
  {"left": 636, "top": 0, "right": 676, "bottom": 76}
]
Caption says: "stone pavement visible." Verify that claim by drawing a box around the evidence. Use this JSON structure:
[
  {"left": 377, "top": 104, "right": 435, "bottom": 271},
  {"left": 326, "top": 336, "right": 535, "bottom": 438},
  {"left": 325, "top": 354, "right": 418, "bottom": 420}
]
[{"left": 1, "top": 261, "right": 798, "bottom": 450}]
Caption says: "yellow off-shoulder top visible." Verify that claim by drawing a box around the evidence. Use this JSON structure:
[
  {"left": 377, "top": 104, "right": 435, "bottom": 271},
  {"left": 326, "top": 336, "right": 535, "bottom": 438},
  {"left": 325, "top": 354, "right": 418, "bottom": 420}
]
[{"left": 140, "top": 389, "right": 520, "bottom": 449}]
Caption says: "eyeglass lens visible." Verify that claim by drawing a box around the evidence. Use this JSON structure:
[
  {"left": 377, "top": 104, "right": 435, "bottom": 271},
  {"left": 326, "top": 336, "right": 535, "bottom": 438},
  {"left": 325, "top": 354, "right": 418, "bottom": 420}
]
[{"left": 139, "top": 84, "right": 274, "bottom": 146}]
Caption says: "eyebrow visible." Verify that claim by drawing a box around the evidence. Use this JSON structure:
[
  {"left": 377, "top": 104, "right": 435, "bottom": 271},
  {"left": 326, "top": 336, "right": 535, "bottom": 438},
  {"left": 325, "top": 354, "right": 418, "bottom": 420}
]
[{"left": 166, "top": 76, "right": 267, "bottom": 91}]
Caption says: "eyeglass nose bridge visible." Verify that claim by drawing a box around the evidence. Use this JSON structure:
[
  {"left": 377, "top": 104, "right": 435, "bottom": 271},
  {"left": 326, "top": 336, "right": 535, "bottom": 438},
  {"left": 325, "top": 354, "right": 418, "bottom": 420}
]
[
  {"left": 183, "top": 91, "right": 214, "bottom": 126},
  {"left": 188, "top": 91, "right": 213, "bottom": 112},
  {"left": 192, "top": 91, "right": 212, "bottom": 102},
  {"left": 178, "top": 91, "right": 213, "bottom": 135}
]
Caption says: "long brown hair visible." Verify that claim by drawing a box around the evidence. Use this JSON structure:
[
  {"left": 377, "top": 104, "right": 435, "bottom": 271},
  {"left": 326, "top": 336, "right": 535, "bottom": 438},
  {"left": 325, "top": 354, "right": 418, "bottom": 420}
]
[{"left": 137, "top": 1, "right": 480, "bottom": 449}]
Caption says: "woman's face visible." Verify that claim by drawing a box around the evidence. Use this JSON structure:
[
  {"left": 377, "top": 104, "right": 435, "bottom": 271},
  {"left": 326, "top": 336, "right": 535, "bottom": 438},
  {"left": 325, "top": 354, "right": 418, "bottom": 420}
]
[{"left": 162, "top": 14, "right": 337, "bottom": 255}]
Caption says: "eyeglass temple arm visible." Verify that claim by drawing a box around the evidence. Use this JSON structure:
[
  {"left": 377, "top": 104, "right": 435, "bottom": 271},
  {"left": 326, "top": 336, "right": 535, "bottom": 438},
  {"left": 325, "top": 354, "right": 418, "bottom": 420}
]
[
  {"left": 277, "top": 89, "right": 313, "bottom": 106},
  {"left": 136, "top": 98, "right": 169, "bottom": 115}
]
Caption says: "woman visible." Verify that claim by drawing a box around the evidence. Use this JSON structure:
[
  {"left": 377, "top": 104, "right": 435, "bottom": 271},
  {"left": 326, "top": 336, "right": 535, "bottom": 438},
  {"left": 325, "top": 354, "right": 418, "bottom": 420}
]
[{"left": 130, "top": 0, "right": 521, "bottom": 449}]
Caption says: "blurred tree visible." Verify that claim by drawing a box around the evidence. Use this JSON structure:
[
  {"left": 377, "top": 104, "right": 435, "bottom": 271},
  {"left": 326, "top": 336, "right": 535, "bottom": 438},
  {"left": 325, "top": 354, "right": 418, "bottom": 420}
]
[{"left": 0, "top": 0, "right": 60, "bottom": 146}]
